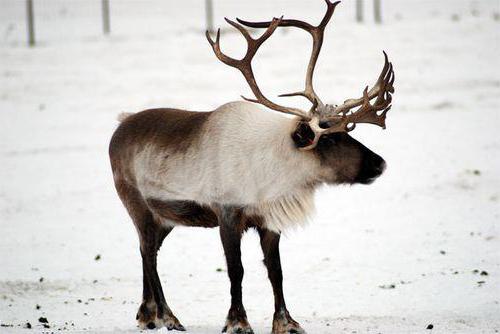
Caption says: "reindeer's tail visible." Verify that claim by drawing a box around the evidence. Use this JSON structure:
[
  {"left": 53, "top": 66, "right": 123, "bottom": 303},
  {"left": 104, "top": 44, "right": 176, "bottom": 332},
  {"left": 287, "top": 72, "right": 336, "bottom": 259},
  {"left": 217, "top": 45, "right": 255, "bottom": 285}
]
[{"left": 117, "top": 112, "right": 134, "bottom": 122}]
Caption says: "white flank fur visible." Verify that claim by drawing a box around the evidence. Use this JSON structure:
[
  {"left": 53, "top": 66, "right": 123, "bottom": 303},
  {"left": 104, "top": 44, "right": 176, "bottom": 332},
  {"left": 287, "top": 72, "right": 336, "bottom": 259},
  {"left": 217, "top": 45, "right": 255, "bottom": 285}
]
[{"left": 132, "top": 101, "right": 322, "bottom": 232}]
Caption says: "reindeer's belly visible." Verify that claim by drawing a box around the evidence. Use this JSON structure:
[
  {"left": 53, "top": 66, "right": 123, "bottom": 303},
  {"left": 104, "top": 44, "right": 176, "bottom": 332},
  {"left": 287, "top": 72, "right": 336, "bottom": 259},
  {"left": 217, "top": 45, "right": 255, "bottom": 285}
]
[
  {"left": 145, "top": 198, "right": 268, "bottom": 230},
  {"left": 146, "top": 198, "right": 219, "bottom": 228}
]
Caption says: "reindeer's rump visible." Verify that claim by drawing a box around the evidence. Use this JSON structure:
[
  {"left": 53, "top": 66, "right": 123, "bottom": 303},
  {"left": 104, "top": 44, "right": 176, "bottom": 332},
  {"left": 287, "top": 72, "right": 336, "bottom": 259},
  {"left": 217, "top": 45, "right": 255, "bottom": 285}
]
[
  {"left": 109, "top": 107, "right": 211, "bottom": 193},
  {"left": 109, "top": 108, "right": 215, "bottom": 228}
]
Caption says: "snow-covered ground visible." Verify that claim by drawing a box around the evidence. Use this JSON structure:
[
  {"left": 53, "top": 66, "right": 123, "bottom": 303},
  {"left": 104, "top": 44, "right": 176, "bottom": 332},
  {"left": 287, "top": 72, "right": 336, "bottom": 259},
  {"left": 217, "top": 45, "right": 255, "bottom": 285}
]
[{"left": 1, "top": 0, "right": 499, "bottom": 333}]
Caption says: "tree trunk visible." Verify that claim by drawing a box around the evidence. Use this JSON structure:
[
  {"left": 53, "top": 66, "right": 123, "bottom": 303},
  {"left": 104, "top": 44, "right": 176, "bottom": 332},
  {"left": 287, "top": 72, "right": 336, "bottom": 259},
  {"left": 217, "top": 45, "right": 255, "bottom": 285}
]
[
  {"left": 26, "top": 0, "right": 35, "bottom": 46},
  {"left": 356, "top": 0, "right": 363, "bottom": 23},
  {"left": 374, "top": 0, "right": 382, "bottom": 24},
  {"left": 205, "top": 0, "right": 214, "bottom": 33},
  {"left": 102, "top": 0, "right": 110, "bottom": 34}
]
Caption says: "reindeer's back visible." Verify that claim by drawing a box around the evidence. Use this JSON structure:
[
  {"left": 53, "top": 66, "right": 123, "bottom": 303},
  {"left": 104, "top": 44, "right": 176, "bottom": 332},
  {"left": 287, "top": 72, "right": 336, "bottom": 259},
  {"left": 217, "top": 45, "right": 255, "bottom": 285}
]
[{"left": 110, "top": 108, "right": 210, "bottom": 155}]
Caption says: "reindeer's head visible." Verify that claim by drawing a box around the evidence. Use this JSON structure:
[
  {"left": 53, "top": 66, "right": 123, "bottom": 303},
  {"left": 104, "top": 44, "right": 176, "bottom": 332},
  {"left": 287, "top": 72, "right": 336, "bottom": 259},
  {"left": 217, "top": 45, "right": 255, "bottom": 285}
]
[{"left": 206, "top": 0, "right": 394, "bottom": 186}]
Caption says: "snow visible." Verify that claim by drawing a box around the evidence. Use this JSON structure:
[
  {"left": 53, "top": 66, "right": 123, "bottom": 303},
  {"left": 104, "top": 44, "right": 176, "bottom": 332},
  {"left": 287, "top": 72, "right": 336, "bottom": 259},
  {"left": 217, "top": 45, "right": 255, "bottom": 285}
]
[{"left": 1, "top": 0, "right": 499, "bottom": 333}]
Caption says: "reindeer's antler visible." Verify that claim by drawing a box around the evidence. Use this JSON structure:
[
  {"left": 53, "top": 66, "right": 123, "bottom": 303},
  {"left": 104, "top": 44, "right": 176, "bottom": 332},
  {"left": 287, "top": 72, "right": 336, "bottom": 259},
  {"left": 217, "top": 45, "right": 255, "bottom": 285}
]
[
  {"left": 206, "top": 17, "right": 312, "bottom": 120},
  {"left": 206, "top": 1, "right": 395, "bottom": 150},
  {"left": 324, "top": 52, "right": 394, "bottom": 127},
  {"left": 304, "top": 51, "right": 395, "bottom": 147},
  {"left": 237, "top": 0, "right": 340, "bottom": 109}
]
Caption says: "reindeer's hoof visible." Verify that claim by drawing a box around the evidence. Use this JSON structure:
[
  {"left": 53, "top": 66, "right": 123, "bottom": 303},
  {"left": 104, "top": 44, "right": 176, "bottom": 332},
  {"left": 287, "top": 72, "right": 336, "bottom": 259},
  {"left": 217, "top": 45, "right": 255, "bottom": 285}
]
[
  {"left": 222, "top": 319, "right": 254, "bottom": 334},
  {"left": 160, "top": 313, "right": 186, "bottom": 331},
  {"left": 137, "top": 301, "right": 186, "bottom": 331},
  {"left": 222, "top": 307, "right": 253, "bottom": 334},
  {"left": 272, "top": 310, "right": 306, "bottom": 334}
]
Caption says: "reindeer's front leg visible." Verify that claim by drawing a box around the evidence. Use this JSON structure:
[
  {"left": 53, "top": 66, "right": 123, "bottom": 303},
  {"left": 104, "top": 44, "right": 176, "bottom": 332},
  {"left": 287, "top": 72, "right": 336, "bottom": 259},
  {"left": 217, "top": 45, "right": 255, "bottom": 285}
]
[
  {"left": 219, "top": 208, "right": 253, "bottom": 334},
  {"left": 258, "top": 228, "right": 306, "bottom": 334}
]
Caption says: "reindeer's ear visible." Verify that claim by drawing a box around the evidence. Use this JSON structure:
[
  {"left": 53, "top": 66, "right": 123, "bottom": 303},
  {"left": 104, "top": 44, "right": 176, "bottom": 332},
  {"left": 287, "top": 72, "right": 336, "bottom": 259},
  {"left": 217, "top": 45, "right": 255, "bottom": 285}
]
[{"left": 291, "top": 122, "right": 315, "bottom": 148}]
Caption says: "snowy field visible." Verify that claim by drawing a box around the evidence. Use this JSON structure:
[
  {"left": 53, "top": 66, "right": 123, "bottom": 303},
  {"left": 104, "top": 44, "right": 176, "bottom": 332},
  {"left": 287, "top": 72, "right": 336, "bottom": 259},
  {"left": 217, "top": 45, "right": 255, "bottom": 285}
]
[{"left": 1, "top": 0, "right": 500, "bottom": 333}]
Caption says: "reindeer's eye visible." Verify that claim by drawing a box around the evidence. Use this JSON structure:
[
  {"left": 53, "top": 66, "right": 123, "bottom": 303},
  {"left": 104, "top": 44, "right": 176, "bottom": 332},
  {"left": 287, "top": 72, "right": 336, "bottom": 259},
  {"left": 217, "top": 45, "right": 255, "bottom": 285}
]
[
  {"left": 292, "top": 122, "right": 315, "bottom": 148},
  {"left": 319, "top": 121, "right": 331, "bottom": 129}
]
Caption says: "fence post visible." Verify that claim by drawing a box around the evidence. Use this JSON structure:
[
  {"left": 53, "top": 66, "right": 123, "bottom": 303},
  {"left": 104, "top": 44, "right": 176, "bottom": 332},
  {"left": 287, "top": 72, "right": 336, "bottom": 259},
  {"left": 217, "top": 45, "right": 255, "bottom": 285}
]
[
  {"left": 374, "top": 0, "right": 382, "bottom": 24},
  {"left": 102, "top": 0, "right": 110, "bottom": 34},
  {"left": 26, "top": 0, "right": 35, "bottom": 46},
  {"left": 205, "top": 0, "right": 214, "bottom": 33},
  {"left": 356, "top": 0, "right": 363, "bottom": 23}
]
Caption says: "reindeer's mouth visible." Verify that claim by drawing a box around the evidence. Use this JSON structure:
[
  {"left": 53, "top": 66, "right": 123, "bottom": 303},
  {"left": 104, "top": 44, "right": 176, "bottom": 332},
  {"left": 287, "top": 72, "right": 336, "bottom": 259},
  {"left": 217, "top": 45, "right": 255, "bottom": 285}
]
[
  {"left": 355, "top": 159, "right": 386, "bottom": 185},
  {"left": 358, "top": 176, "right": 379, "bottom": 185}
]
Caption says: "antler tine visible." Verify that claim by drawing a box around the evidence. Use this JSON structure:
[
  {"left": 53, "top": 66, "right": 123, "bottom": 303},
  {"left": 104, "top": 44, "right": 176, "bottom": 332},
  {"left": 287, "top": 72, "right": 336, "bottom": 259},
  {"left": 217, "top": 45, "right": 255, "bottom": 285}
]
[
  {"left": 319, "top": 0, "right": 341, "bottom": 28},
  {"left": 206, "top": 28, "right": 238, "bottom": 68},
  {"left": 224, "top": 18, "right": 253, "bottom": 43},
  {"left": 206, "top": 17, "right": 311, "bottom": 120},
  {"left": 238, "top": 0, "right": 341, "bottom": 108},
  {"left": 317, "top": 52, "right": 395, "bottom": 137},
  {"left": 335, "top": 51, "right": 394, "bottom": 115},
  {"left": 237, "top": 17, "right": 314, "bottom": 31}
]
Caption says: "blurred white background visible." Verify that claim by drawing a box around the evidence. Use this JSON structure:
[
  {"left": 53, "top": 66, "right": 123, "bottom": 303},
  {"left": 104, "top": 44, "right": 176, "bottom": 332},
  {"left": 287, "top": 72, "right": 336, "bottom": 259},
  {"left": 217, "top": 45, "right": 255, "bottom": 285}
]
[{"left": 1, "top": 1, "right": 499, "bottom": 333}]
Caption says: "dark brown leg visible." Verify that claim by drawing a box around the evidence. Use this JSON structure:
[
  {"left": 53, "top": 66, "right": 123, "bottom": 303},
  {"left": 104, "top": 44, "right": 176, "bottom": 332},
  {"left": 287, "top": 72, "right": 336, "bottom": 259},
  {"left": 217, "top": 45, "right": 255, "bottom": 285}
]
[
  {"left": 258, "top": 228, "right": 305, "bottom": 334},
  {"left": 219, "top": 208, "right": 253, "bottom": 334},
  {"left": 137, "top": 220, "right": 185, "bottom": 331},
  {"left": 114, "top": 181, "right": 184, "bottom": 331}
]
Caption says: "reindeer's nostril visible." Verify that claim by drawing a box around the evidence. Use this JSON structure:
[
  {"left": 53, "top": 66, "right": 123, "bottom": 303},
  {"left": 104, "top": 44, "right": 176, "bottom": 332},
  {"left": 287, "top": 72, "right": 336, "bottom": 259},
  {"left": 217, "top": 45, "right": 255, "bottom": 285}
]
[
  {"left": 355, "top": 155, "right": 386, "bottom": 184},
  {"left": 375, "top": 160, "right": 387, "bottom": 176}
]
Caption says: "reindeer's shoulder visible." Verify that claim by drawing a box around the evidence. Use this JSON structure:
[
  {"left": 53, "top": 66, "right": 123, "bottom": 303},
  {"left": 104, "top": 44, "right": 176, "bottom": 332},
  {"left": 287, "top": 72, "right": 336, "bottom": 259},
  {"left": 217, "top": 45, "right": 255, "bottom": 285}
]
[{"left": 210, "top": 101, "right": 297, "bottom": 138}]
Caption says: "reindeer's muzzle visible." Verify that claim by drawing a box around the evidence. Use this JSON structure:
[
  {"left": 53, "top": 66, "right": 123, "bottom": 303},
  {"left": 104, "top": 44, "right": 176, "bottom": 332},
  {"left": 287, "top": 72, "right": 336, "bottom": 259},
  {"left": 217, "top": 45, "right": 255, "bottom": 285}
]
[{"left": 355, "top": 151, "right": 386, "bottom": 184}]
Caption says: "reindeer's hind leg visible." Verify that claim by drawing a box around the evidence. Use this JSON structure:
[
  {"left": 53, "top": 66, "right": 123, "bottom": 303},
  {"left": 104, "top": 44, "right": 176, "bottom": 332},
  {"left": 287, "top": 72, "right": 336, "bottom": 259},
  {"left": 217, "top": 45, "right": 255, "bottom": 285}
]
[
  {"left": 114, "top": 181, "right": 185, "bottom": 331},
  {"left": 137, "top": 220, "right": 185, "bottom": 331}
]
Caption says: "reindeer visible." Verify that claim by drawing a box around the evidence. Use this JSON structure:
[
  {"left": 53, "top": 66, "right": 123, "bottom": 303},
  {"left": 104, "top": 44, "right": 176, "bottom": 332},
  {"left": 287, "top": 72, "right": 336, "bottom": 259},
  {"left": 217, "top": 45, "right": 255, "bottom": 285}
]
[{"left": 109, "top": 1, "right": 394, "bottom": 333}]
